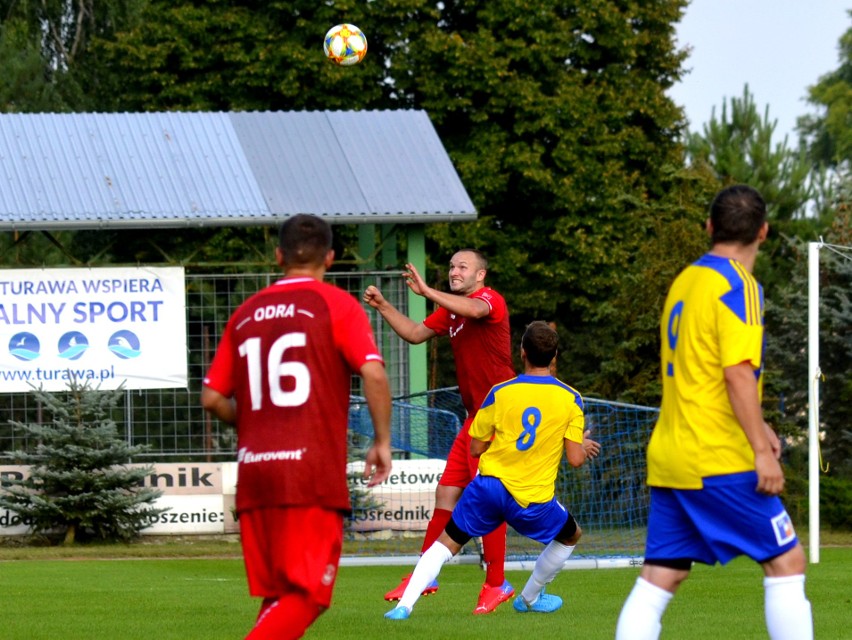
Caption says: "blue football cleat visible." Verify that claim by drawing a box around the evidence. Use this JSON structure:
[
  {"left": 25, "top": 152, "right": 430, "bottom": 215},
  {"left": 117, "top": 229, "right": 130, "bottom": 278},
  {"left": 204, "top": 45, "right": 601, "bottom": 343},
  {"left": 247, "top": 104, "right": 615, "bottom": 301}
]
[
  {"left": 512, "top": 588, "right": 563, "bottom": 613},
  {"left": 384, "top": 605, "right": 412, "bottom": 620}
]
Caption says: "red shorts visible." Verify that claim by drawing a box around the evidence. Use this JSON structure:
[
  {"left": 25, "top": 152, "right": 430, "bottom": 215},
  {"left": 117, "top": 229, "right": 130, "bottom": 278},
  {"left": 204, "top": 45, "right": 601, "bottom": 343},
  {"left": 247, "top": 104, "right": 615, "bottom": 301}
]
[
  {"left": 239, "top": 506, "right": 343, "bottom": 608},
  {"left": 438, "top": 416, "right": 480, "bottom": 487}
]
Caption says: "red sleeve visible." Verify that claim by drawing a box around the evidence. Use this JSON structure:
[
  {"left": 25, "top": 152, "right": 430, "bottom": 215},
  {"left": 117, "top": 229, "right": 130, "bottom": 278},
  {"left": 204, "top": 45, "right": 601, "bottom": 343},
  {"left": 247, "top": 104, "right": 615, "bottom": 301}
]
[
  {"left": 473, "top": 287, "right": 507, "bottom": 323},
  {"left": 423, "top": 306, "right": 451, "bottom": 336},
  {"left": 331, "top": 291, "right": 384, "bottom": 371},
  {"left": 203, "top": 318, "right": 236, "bottom": 397}
]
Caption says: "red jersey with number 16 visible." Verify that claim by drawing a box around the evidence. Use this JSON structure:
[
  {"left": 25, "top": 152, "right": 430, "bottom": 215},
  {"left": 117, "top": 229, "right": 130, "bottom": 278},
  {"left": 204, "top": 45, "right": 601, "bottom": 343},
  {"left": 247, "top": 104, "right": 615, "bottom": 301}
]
[
  {"left": 423, "top": 287, "right": 514, "bottom": 418},
  {"left": 203, "top": 276, "right": 384, "bottom": 514}
]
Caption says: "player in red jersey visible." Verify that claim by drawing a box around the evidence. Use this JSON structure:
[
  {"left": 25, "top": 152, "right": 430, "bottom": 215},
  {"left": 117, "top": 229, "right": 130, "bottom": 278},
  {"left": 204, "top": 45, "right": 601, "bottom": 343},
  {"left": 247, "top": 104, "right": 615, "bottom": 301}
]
[
  {"left": 202, "top": 214, "right": 392, "bottom": 640},
  {"left": 363, "top": 249, "right": 516, "bottom": 615}
]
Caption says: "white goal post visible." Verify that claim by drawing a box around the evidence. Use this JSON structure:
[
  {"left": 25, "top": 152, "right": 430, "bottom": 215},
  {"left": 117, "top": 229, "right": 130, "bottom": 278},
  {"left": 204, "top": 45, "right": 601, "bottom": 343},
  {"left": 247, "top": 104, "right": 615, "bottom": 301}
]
[{"left": 807, "top": 241, "right": 821, "bottom": 564}]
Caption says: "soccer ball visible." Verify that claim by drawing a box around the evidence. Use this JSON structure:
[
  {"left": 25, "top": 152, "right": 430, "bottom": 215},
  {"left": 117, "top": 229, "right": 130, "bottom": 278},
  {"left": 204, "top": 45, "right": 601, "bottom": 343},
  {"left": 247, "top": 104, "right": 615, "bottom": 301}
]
[{"left": 323, "top": 24, "right": 367, "bottom": 66}]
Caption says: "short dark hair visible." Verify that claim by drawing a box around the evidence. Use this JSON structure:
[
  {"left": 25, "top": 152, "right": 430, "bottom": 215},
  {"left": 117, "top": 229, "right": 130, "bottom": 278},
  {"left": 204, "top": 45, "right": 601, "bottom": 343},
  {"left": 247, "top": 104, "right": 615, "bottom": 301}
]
[
  {"left": 522, "top": 321, "right": 558, "bottom": 367},
  {"left": 455, "top": 248, "right": 488, "bottom": 271},
  {"left": 709, "top": 185, "right": 767, "bottom": 245},
  {"left": 278, "top": 214, "right": 332, "bottom": 266}
]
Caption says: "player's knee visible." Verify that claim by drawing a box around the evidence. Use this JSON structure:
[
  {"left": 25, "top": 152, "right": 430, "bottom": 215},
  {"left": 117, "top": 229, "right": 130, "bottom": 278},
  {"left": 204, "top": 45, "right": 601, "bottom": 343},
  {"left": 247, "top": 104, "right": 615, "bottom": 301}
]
[
  {"left": 764, "top": 543, "right": 807, "bottom": 577},
  {"left": 555, "top": 515, "right": 581, "bottom": 545},
  {"left": 444, "top": 517, "right": 472, "bottom": 548}
]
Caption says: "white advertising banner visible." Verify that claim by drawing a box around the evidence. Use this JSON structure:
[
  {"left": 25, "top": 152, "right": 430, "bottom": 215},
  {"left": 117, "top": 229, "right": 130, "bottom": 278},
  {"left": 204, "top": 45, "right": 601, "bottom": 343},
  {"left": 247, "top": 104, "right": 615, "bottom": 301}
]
[
  {"left": 0, "top": 460, "right": 443, "bottom": 536},
  {"left": 347, "top": 459, "right": 444, "bottom": 532},
  {"left": 0, "top": 267, "right": 187, "bottom": 392},
  {"left": 0, "top": 463, "right": 233, "bottom": 536},
  {"left": 141, "top": 495, "right": 228, "bottom": 534}
]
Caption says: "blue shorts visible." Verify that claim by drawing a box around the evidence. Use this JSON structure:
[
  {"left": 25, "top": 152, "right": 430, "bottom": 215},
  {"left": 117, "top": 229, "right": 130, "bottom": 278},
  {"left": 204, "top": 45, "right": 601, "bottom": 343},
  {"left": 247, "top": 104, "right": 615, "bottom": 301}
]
[
  {"left": 645, "top": 471, "right": 799, "bottom": 565},
  {"left": 451, "top": 475, "right": 569, "bottom": 544}
]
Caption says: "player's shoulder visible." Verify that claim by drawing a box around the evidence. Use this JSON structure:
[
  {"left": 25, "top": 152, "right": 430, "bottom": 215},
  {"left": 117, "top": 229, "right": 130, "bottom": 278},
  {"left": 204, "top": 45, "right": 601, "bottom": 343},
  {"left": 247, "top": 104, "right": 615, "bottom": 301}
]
[
  {"left": 480, "top": 376, "right": 585, "bottom": 414},
  {"left": 519, "top": 375, "right": 586, "bottom": 411},
  {"left": 473, "top": 286, "right": 505, "bottom": 304},
  {"left": 549, "top": 377, "right": 584, "bottom": 408},
  {"left": 238, "top": 278, "right": 362, "bottom": 317},
  {"left": 691, "top": 254, "right": 758, "bottom": 292},
  {"left": 288, "top": 277, "right": 362, "bottom": 305},
  {"left": 471, "top": 286, "right": 508, "bottom": 322},
  {"left": 478, "top": 375, "right": 519, "bottom": 408}
]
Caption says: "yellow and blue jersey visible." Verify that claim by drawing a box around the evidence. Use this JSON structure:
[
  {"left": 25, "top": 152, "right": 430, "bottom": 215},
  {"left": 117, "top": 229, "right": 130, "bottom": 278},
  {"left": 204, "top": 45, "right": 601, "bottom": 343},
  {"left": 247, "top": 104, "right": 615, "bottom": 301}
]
[
  {"left": 470, "top": 374, "right": 585, "bottom": 507},
  {"left": 648, "top": 253, "right": 765, "bottom": 489}
]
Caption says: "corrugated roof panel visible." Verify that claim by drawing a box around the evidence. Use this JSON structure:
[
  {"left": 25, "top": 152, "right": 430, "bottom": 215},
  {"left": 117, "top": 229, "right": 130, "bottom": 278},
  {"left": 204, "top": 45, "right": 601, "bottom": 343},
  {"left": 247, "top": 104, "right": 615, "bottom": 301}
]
[
  {"left": 327, "top": 110, "right": 475, "bottom": 217},
  {"left": 69, "top": 112, "right": 267, "bottom": 221},
  {"left": 0, "top": 112, "right": 268, "bottom": 229},
  {"left": 229, "top": 111, "right": 372, "bottom": 217},
  {"left": 0, "top": 110, "right": 477, "bottom": 230},
  {"left": 230, "top": 110, "right": 476, "bottom": 221}
]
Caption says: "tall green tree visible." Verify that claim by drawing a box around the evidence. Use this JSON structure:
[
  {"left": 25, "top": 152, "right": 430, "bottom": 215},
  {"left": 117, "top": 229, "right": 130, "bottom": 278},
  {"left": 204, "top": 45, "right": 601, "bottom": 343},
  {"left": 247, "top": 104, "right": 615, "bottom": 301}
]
[
  {"left": 0, "top": 19, "right": 72, "bottom": 112},
  {"left": 798, "top": 15, "right": 852, "bottom": 172},
  {"left": 589, "top": 164, "right": 716, "bottom": 403},
  {"left": 686, "top": 85, "right": 813, "bottom": 222},
  {"left": 798, "top": 14, "right": 852, "bottom": 233},
  {"left": 0, "top": 0, "right": 146, "bottom": 112},
  {"left": 683, "top": 84, "right": 831, "bottom": 302}
]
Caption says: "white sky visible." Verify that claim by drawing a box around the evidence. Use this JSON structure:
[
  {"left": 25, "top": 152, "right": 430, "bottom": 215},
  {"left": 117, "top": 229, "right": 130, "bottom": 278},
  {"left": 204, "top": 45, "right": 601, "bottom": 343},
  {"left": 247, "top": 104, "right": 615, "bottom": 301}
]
[{"left": 668, "top": 0, "right": 850, "bottom": 146}]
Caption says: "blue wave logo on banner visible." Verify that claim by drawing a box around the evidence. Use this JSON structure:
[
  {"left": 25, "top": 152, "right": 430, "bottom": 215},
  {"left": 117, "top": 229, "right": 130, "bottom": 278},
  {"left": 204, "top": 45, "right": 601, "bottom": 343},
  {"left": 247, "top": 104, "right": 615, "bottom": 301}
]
[
  {"left": 58, "top": 331, "right": 90, "bottom": 361},
  {"left": 108, "top": 330, "right": 141, "bottom": 359},
  {"left": 9, "top": 332, "right": 40, "bottom": 361}
]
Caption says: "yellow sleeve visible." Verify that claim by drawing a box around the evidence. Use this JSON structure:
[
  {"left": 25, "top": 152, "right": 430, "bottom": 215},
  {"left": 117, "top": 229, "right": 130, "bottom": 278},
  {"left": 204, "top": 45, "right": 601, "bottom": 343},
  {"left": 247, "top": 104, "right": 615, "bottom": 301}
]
[{"left": 470, "top": 403, "right": 496, "bottom": 441}]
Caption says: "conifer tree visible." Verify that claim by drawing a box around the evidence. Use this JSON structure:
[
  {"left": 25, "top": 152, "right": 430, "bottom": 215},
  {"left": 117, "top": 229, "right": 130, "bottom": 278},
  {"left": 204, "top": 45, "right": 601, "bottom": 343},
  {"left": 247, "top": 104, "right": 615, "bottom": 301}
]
[{"left": 0, "top": 380, "right": 166, "bottom": 544}]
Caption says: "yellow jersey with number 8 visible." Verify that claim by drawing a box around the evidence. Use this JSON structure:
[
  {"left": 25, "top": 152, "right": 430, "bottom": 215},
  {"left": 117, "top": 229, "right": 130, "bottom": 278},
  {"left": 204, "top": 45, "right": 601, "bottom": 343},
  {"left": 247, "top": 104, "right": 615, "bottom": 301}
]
[{"left": 471, "top": 374, "right": 584, "bottom": 507}]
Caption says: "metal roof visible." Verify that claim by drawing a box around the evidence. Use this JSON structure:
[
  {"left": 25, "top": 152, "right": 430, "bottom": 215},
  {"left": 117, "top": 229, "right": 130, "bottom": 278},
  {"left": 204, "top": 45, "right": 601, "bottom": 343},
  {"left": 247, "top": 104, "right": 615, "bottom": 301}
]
[{"left": 0, "top": 110, "right": 476, "bottom": 231}]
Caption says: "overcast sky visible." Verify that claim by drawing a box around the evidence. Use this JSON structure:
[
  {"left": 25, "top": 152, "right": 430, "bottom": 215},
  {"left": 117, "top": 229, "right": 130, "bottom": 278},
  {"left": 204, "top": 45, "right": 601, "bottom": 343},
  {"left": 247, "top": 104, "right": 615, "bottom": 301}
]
[{"left": 668, "top": 0, "right": 850, "bottom": 146}]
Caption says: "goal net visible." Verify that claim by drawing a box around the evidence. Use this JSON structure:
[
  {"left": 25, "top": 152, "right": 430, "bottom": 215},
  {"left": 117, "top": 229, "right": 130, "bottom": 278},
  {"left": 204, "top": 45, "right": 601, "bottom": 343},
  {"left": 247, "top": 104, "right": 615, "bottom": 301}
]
[{"left": 347, "top": 388, "right": 656, "bottom": 567}]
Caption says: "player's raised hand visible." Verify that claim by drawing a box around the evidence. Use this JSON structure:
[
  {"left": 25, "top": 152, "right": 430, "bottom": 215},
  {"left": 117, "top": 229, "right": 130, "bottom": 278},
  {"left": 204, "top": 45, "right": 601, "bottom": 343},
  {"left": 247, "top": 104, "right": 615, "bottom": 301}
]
[
  {"left": 402, "top": 263, "right": 429, "bottom": 296},
  {"left": 363, "top": 285, "right": 386, "bottom": 309}
]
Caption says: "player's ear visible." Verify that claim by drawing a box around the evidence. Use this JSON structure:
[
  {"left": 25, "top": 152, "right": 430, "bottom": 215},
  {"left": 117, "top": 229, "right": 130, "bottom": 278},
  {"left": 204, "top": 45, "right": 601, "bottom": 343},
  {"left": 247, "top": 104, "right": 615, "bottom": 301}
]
[
  {"left": 705, "top": 218, "right": 713, "bottom": 237},
  {"left": 324, "top": 249, "right": 335, "bottom": 268},
  {"left": 275, "top": 247, "right": 285, "bottom": 268}
]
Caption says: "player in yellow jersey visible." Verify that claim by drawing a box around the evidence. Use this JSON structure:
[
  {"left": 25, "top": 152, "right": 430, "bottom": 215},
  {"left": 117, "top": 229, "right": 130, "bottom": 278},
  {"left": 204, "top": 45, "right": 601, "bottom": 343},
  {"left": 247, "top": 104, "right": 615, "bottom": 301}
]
[
  {"left": 384, "top": 321, "right": 600, "bottom": 620},
  {"left": 616, "top": 185, "right": 812, "bottom": 640}
]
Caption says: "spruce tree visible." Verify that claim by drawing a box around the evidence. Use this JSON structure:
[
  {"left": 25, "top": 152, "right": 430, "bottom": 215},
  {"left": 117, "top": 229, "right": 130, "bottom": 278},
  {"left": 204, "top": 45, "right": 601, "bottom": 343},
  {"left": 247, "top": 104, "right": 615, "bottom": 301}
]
[{"left": 0, "top": 380, "right": 166, "bottom": 545}]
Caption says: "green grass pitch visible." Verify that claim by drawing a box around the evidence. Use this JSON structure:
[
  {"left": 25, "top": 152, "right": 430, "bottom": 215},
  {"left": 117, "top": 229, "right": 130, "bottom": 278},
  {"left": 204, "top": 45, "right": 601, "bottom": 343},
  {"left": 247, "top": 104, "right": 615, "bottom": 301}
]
[{"left": 0, "top": 548, "right": 848, "bottom": 639}]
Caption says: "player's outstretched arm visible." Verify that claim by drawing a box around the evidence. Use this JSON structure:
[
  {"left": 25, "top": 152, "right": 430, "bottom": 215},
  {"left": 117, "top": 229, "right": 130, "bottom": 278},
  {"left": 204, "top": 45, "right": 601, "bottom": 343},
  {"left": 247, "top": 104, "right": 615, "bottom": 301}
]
[
  {"left": 565, "top": 439, "right": 586, "bottom": 468},
  {"left": 360, "top": 360, "right": 392, "bottom": 487},
  {"left": 404, "top": 263, "right": 491, "bottom": 320},
  {"left": 363, "top": 284, "right": 436, "bottom": 345},
  {"left": 564, "top": 430, "right": 600, "bottom": 468}
]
